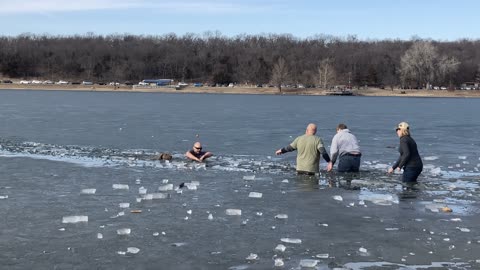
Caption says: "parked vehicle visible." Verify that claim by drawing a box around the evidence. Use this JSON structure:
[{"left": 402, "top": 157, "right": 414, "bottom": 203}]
[
  {"left": 193, "top": 83, "right": 203, "bottom": 87},
  {"left": 31, "top": 80, "right": 42, "bottom": 84},
  {"left": 56, "top": 80, "right": 69, "bottom": 85},
  {"left": 19, "top": 80, "right": 31, "bottom": 84},
  {"left": 109, "top": 82, "right": 120, "bottom": 86},
  {"left": 82, "top": 81, "right": 93, "bottom": 85},
  {"left": 43, "top": 80, "right": 54, "bottom": 84},
  {"left": 1, "top": 80, "right": 13, "bottom": 83}
]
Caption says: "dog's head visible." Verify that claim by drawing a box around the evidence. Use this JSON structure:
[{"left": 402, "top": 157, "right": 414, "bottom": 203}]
[{"left": 159, "top": 153, "right": 173, "bottom": 161}]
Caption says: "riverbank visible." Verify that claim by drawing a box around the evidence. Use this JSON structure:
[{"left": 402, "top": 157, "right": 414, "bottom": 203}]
[{"left": 1, "top": 84, "right": 480, "bottom": 98}]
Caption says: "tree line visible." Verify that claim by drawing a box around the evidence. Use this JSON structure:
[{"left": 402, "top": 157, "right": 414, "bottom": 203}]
[{"left": 0, "top": 32, "right": 479, "bottom": 89}]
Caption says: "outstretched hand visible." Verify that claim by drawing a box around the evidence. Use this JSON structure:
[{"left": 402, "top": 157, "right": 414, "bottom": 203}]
[
  {"left": 327, "top": 162, "right": 333, "bottom": 172},
  {"left": 387, "top": 167, "right": 399, "bottom": 174},
  {"left": 275, "top": 149, "right": 283, "bottom": 155}
]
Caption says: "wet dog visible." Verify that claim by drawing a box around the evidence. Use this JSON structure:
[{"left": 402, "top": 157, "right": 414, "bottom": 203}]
[{"left": 154, "top": 152, "right": 172, "bottom": 161}]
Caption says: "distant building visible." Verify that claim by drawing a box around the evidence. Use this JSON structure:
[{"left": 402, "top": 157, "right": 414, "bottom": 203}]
[{"left": 141, "top": 79, "right": 173, "bottom": 86}]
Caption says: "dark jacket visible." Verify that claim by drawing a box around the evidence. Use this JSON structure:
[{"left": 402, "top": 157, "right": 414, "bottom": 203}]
[{"left": 392, "top": 135, "right": 423, "bottom": 170}]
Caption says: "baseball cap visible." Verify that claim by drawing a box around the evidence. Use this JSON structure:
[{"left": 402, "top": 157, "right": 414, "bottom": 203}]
[{"left": 396, "top": 122, "right": 409, "bottom": 131}]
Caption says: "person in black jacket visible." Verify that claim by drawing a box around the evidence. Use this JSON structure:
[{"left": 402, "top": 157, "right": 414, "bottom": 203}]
[{"left": 387, "top": 122, "right": 423, "bottom": 182}]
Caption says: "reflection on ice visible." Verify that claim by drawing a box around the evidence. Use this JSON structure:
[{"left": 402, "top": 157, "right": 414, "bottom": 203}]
[{"left": 358, "top": 190, "right": 399, "bottom": 205}]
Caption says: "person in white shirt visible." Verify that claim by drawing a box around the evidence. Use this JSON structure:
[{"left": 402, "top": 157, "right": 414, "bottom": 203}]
[{"left": 327, "top": 123, "right": 361, "bottom": 172}]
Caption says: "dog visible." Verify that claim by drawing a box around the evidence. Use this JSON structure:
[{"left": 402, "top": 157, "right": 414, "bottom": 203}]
[{"left": 155, "top": 152, "right": 172, "bottom": 161}]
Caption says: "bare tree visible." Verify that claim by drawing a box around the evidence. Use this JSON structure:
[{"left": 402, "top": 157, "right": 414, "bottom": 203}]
[
  {"left": 437, "top": 55, "right": 460, "bottom": 88},
  {"left": 317, "top": 58, "right": 336, "bottom": 89},
  {"left": 271, "top": 57, "right": 288, "bottom": 92},
  {"left": 400, "top": 41, "right": 438, "bottom": 89}
]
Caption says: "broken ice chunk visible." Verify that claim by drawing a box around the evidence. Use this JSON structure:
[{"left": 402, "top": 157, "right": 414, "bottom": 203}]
[
  {"left": 243, "top": 175, "right": 255, "bottom": 181},
  {"left": 208, "top": 213, "right": 213, "bottom": 220},
  {"left": 112, "top": 184, "right": 129, "bottom": 190},
  {"left": 280, "top": 238, "right": 302, "bottom": 244},
  {"left": 184, "top": 183, "right": 197, "bottom": 190},
  {"left": 225, "top": 209, "right": 242, "bottom": 216},
  {"left": 158, "top": 184, "right": 173, "bottom": 191},
  {"left": 119, "top": 203, "right": 130, "bottom": 208},
  {"left": 333, "top": 195, "right": 343, "bottom": 201},
  {"left": 274, "top": 244, "right": 286, "bottom": 252},
  {"left": 248, "top": 192, "right": 263, "bottom": 198},
  {"left": 245, "top": 253, "right": 258, "bottom": 260},
  {"left": 274, "top": 214, "right": 288, "bottom": 219},
  {"left": 117, "top": 228, "right": 131, "bottom": 235},
  {"left": 274, "top": 258, "right": 284, "bottom": 267},
  {"left": 62, "top": 215, "right": 88, "bottom": 224},
  {"left": 138, "top": 187, "right": 147, "bottom": 194},
  {"left": 359, "top": 247, "right": 368, "bottom": 253},
  {"left": 127, "top": 247, "right": 140, "bottom": 254},
  {"left": 299, "top": 259, "right": 318, "bottom": 268},
  {"left": 316, "top": 253, "right": 329, "bottom": 259},
  {"left": 97, "top": 233, "right": 103, "bottom": 239},
  {"left": 457, "top": 227, "right": 470, "bottom": 232},
  {"left": 80, "top": 189, "right": 96, "bottom": 194}
]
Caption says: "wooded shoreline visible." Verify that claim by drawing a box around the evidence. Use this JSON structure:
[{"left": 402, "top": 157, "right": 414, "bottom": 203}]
[{"left": 1, "top": 84, "right": 480, "bottom": 98}]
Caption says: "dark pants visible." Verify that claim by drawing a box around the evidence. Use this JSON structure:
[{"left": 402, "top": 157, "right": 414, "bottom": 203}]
[
  {"left": 337, "top": 154, "right": 361, "bottom": 173},
  {"left": 402, "top": 167, "right": 422, "bottom": 182},
  {"left": 297, "top": 170, "right": 316, "bottom": 176}
]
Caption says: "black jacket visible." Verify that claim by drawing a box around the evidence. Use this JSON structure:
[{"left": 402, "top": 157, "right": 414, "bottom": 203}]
[{"left": 392, "top": 135, "right": 423, "bottom": 170}]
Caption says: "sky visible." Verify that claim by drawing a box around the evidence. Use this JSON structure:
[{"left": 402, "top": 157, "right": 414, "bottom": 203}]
[{"left": 0, "top": 0, "right": 479, "bottom": 41}]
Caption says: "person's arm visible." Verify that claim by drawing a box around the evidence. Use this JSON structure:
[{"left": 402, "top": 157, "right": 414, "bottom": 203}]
[
  {"left": 276, "top": 137, "right": 297, "bottom": 155},
  {"left": 330, "top": 135, "right": 339, "bottom": 165},
  {"left": 185, "top": 150, "right": 201, "bottom": 162},
  {"left": 317, "top": 138, "right": 331, "bottom": 163},
  {"left": 396, "top": 138, "right": 411, "bottom": 169},
  {"left": 275, "top": 145, "right": 295, "bottom": 155},
  {"left": 199, "top": 152, "right": 213, "bottom": 161},
  {"left": 389, "top": 138, "right": 408, "bottom": 172},
  {"left": 319, "top": 146, "right": 331, "bottom": 163}
]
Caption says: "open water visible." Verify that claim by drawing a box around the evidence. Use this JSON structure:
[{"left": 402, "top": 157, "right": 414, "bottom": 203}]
[{"left": 0, "top": 90, "right": 479, "bottom": 269}]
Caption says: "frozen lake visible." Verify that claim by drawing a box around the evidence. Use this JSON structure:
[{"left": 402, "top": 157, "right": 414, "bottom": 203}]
[{"left": 0, "top": 90, "right": 479, "bottom": 269}]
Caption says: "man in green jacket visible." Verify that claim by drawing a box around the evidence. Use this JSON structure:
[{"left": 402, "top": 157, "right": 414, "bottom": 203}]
[{"left": 275, "top": 123, "right": 331, "bottom": 175}]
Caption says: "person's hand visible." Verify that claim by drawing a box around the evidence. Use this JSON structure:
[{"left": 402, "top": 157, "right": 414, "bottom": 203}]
[
  {"left": 387, "top": 167, "right": 394, "bottom": 174},
  {"left": 327, "top": 162, "right": 333, "bottom": 172},
  {"left": 275, "top": 149, "right": 282, "bottom": 155}
]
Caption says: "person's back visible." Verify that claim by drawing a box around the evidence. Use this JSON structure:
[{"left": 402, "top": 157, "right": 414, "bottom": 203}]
[
  {"left": 292, "top": 134, "right": 323, "bottom": 173},
  {"left": 275, "top": 123, "right": 330, "bottom": 175}
]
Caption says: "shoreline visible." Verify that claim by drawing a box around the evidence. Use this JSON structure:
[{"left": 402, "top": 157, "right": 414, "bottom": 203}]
[{"left": 1, "top": 84, "right": 480, "bottom": 98}]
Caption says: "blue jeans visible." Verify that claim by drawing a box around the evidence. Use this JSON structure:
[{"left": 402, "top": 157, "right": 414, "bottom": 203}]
[
  {"left": 402, "top": 167, "right": 422, "bottom": 182},
  {"left": 337, "top": 154, "right": 361, "bottom": 172}
]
